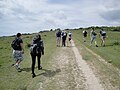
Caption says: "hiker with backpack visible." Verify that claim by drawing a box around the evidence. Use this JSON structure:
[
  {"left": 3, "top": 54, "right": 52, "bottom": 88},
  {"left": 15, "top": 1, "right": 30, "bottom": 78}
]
[
  {"left": 62, "top": 31, "right": 67, "bottom": 47},
  {"left": 99, "top": 29, "right": 106, "bottom": 46},
  {"left": 82, "top": 30, "right": 87, "bottom": 42},
  {"left": 90, "top": 28, "right": 98, "bottom": 47},
  {"left": 11, "top": 33, "right": 24, "bottom": 72},
  {"left": 56, "top": 28, "right": 61, "bottom": 47},
  {"left": 68, "top": 31, "right": 72, "bottom": 46},
  {"left": 30, "top": 34, "right": 44, "bottom": 78}
]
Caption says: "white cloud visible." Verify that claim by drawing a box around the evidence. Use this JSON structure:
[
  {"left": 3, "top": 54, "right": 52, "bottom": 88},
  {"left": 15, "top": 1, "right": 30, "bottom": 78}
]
[{"left": 0, "top": 0, "right": 120, "bottom": 36}]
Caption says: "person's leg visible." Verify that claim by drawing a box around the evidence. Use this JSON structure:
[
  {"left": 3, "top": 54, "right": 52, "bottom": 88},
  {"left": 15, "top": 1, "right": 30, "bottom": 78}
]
[
  {"left": 31, "top": 54, "right": 36, "bottom": 77},
  {"left": 83, "top": 36, "right": 86, "bottom": 42},
  {"left": 16, "top": 60, "right": 21, "bottom": 65},
  {"left": 95, "top": 41, "right": 98, "bottom": 47},
  {"left": 58, "top": 37, "right": 61, "bottom": 46},
  {"left": 94, "top": 37, "right": 98, "bottom": 47},
  {"left": 15, "top": 60, "right": 21, "bottom": 69},
  {"left": 14, "top": 51, "right": 23, "bottom": 70},
  {"left": 69, "top": 38, "right": 71, "bottom": 44},
  {"left": 64, "top": 39, "right": 66, "bottom": 46},
  {"left": 90, "top": 37, "right": 94, "bottom": 46},
  {"left": 37, "top": 55, "right": 42, "bottom": 70},
  {"left": 63, "top": 39, "right": 65, "bottom": 46},
  {"left": 101, "top": 36, "right": 103, "bottom": 46},
  {"left": 56, "top": 37, "right": 58, "bottom": 46},
  {"left": 62, "top": 38, "right": 64, "bottom": 46},
  {"left": 103, "top": 37, "right": 105, "bottom": 46}
]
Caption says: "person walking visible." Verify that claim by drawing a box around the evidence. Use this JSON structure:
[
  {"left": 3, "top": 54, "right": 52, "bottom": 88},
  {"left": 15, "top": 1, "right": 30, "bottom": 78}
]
[
  {"left": 90, "top": 28, "right": 98, "bottom": 47},
  {"left": 56, "top": 29, "right": 61, "bottom": 47},
  {"left": 12, "top": 33, "right": 24, "bottom": 72},
  {"left": 68, "top": 31, "right": 72, "bottom": 46},
  {"left": 99, "top": 29, "right": 106, "bottom": 46},
  {"left": 30, "top": 34, "right": 44, "bottom": 78},
  {"left": 82, "top": 30, "right": 87, "bottom": 42},
  {"left": 62, "top": 31, "right": 67, "bottom": 47}
]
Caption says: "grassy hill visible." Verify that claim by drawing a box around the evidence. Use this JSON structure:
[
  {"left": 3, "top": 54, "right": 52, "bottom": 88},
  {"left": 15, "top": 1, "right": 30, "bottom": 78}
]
[
  {"left": 71, "top": 29, "right": 120, "bottom": 69},
  {"left": 0, "top": 27, "right": 120, "bottom": 89},
  {"left": 0, "top": 31, "right": 58, "bottom": 90}
]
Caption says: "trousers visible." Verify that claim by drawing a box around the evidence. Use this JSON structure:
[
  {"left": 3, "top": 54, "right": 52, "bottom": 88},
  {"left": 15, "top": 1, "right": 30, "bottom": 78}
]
[{"left": 31, "top": 54, "right": 41, "bottom": 74}]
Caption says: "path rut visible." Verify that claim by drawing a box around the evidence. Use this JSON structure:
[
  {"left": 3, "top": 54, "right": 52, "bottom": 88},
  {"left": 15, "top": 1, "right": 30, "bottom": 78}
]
[{"left": 38, "top": 40, "right": 104, "bottom": 90}]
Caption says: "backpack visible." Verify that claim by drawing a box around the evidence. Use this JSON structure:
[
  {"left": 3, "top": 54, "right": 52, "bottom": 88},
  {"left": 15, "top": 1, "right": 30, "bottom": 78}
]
[
  {"left": 92, "top": 31, "right": 97, "bottom": 36},
  {"left": 56, "top": 31, "right": 61, "bottom": 37},
  {"left": 30, "top": 39, "right": 44, "bottom": 55},
  {"left": 83, "top": 31, "right": 87, "bottom": 36},
  {"left": 11, "top": 39, "right": 19, "bottom": 50},
  {"left": 101, "top": 31, "right": 106, "bottom": 36}
]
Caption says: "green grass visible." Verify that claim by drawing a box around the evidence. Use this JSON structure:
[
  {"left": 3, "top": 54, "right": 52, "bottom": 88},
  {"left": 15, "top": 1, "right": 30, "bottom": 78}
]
[
  {"left": 71, "top": 29, "right": 120, "bottom": 69},
  {"left": 0, "top": 29, "right": 120, "bottom": 89},
  {"left": 71, "top": 29, "right": 120, "bottom": 89},
  {"left": 0, "top": 31, "right": 58, "bottom": 90}
]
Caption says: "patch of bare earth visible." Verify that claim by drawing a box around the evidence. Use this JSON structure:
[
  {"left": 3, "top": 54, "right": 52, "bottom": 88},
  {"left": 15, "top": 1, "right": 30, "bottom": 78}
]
[
  {"left": 38, "top": 46, "right": 86, "bottom": 90},
  {"left": 38, "top": 40, "right": 114, "bottom": 90},
  {"left": 71, "top": 40, "right": 104, "bottom": 90}
]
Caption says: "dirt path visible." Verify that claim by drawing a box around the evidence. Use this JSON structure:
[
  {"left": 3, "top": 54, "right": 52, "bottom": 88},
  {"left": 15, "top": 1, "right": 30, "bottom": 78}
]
[
  {"left": 71, "top": 40, "right": 104, "bottom": 90},
  {"left": 38, "top": 40, "right": 104, "bottom": 90}
]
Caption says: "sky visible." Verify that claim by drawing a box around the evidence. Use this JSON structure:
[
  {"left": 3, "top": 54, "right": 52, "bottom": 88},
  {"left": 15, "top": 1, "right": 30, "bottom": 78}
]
[{"left": 0, "top": 0, "right": 120, "bottom": 36}]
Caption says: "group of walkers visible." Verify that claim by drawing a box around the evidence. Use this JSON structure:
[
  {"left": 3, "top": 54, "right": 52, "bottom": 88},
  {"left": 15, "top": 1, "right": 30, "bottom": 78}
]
[
  {"left": 11, "top": 28, "right": 106, "bottom": 78},
  {"left": 83, "top": 28, "right": 107, "bottom": 47},
  {"left": 56, "top": 29, "right": 72, "bottom": 47},
  {"left": 12, "top": 33, "right": 44, "bottom": 78}
]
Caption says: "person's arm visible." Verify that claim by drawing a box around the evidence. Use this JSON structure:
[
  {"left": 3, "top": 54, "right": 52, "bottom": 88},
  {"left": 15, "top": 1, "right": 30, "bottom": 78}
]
[
  {"left": 90, "top": 30, "right": 92, "bottom": 38},
  {"left": 41, "top": 41, "right": 44, "bottom": 55},
  {"left": 55, "top": 32, "right": 57, "bottom": 38}
]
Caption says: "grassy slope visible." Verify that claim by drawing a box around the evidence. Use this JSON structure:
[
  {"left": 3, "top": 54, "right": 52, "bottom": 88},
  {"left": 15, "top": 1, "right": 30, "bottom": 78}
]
[
  {"left": 71, "top": 29, "right": 120, "bottom": 69},
  {"left": 0, "top": 31, "right": 58, "bottom": 90},
  {"left": 0, "top": 30, "right": 120, "bottom": 89},
  {"left": 71, "top": 29, "right": 120, "bottom": 89}
]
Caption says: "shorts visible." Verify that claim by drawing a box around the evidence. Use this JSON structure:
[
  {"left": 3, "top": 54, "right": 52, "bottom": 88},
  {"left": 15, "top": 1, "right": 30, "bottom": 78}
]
[
  {"left": 57, "top": 37, "right": 61, "bottom": 41},
  {"left": 69, "top": 38, "right": 71, "bottom": 41},
  {"left": 83, "top": 34, "right": 87, "bottom": 37},
  {"left": 101, "top": 36, "right": 106, "bottom": 39},
  {"left": 13, "top": 50, "right": 23, "bottom": 61},
  {"left": 91, "top": 35, "right": 96, "bottom": 41}
]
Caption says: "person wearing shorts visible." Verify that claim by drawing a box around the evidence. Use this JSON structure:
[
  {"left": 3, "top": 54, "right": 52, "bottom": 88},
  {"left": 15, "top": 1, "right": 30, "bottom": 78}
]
[
  {"left": 56, "top": 29, "right": 61, "bottom": 47},
  {"left": 12, "top": 33, "right": 24, "bottom": 71},
  {"left": 90, "top": 28, "right": 98, "bottom": 47},
  {"left": 68, "top": 31, "right": 72, "bottom": 45},
  {"left": 82, "top": 30, "right": 87, "bottom": 42},
  {"left": 99, "top": 29, "right": 106, "bottom": 46}
]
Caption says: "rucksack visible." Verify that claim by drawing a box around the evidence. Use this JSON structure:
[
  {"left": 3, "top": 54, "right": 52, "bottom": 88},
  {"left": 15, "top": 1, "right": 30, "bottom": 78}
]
[
  {"left": 30, "top": 40, "right": 44, "bottom": 54},
  {"left": 11, "top": 39, "right": 19, "bottom": 50},
  {"left": 56, "top": 31, "right": 61, "bottom": 37},
  {"left": 92, "top": 31, "right": 97, "bottom": 36},
  {"left": 102, "top": 31, "right": 106, "bottom": 36}
]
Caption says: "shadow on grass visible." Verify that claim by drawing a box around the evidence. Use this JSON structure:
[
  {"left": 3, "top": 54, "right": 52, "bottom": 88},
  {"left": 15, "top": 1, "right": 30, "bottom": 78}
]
[
  {"left": 21, "top": 67, "right": 38, "bottom": 72},
  {"left": 21, "top": 68, "right": 31, "bottom": 72},
  {"left": 36, "top": 69, "right": 61, "bottom": 77},
  {"left": 96, "top": 44, "right": 113, "bottom": 47}
]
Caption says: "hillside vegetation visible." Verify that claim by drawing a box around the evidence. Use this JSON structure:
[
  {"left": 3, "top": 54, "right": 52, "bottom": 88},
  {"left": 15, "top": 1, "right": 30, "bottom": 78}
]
[{"left": 0, "top": 26, "right": 120, "bottom": 90}]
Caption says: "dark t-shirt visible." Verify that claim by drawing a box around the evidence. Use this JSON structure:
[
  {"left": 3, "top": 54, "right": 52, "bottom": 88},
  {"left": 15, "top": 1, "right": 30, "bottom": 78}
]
[
  {"left": 62, "top": 32, "right": 67, "bottom": 40},
  {"left": 100, "top": 30, "right": 106, "bottom": 36},
  {"left": 83, "top": 31, "right": 87, "bottom": 37},
  {"left": 31, "top": 38, "right": 44, "bottom": 55},
  {"left": 15, "top": 38, "right": 23, "bottom": 50},
  {"left": 56, "top": 31, "right": 61, "bottom": 37}
]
